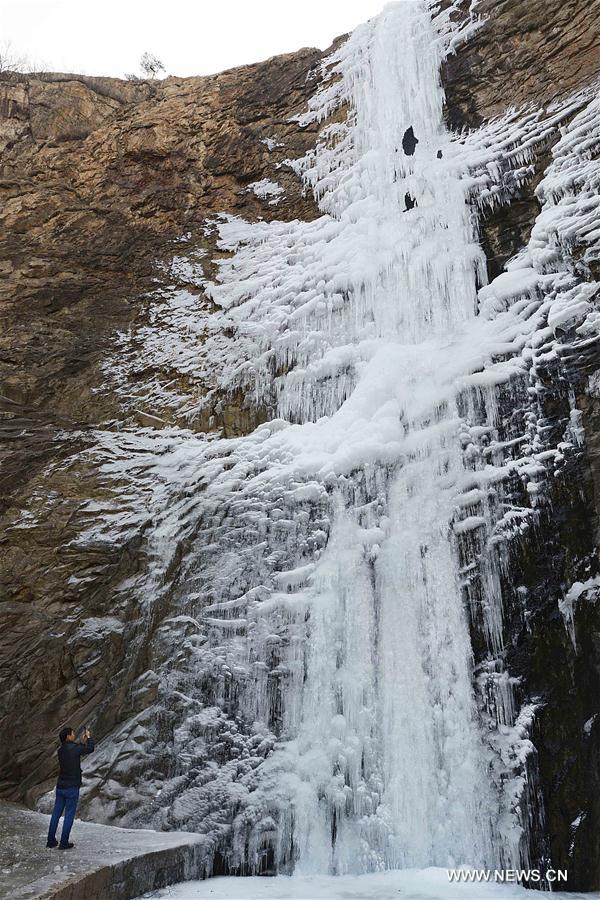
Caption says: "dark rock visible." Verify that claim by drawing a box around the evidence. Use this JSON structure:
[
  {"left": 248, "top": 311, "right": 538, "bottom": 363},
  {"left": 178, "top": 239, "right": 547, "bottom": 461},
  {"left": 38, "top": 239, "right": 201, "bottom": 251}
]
[
  {"left": 401, "top": 125, "right": 418, "bottom": 155},
  {"left": 438, "top": 2, "right": 600, "bottom": 888}
]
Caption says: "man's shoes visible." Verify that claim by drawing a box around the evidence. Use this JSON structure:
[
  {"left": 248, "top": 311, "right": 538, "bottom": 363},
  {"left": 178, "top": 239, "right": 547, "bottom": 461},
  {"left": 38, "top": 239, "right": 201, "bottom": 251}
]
[
  {"left": 59, "top": 843, "right": 74, "bottom": 850},
  {"left": 46, "top": 840, "right": 58, "bottom": 848}
]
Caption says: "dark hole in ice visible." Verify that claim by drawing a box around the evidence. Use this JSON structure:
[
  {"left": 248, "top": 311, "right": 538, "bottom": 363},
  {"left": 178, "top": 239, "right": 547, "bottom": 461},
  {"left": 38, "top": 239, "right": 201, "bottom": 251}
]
[
  {"left": 437, "top": 149, "right": 443, "bottom": 159},
  {"left": 259, "top": 845, "right": 276, "bottom": 875},
  {"left": 402, "top": 125, "right": 418, "bottom": 155},
  {"left": 404, "top": 192, "right": 417, "bottom": 211},
  {"left": 212, "top": 850, "right": 230, "bottom": 876}
]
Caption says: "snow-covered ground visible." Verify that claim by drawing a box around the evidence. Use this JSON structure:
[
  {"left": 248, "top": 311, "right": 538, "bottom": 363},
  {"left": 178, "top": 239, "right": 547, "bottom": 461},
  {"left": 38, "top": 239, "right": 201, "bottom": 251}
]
[
  {"left": 0, "top": 802, "right": 205, "bottom": 900},
  {"left": 140, "top": 868, "right": 593, "bottom": 899}
]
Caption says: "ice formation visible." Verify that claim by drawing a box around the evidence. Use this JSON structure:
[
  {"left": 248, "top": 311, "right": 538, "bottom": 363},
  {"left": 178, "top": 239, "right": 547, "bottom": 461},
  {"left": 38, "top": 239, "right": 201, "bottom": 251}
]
[
  {"left": 248, "top": 180, "right": 285, "bottom": 205},
  {"left": 73, "top": 0, "right": 599, "bottom": 881}
]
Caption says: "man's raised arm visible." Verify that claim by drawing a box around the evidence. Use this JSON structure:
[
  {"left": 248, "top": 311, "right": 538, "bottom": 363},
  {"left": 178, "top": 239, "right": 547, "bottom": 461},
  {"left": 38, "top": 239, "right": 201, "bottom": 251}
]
[{"left": 78, "top": 729, "right": 95, "bottom": 755}]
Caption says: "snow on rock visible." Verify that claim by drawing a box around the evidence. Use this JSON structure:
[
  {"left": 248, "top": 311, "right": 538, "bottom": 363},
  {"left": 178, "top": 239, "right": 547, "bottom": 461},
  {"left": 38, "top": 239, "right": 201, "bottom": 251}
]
[
  {"left": 558, "top": 574, "right": 600, "bottom": 649},
  {"left": 260, "top": 137, "right": 283, "bottom": 151},
  {"left": 248, "top": 179, "right": 285, "bottom": 204}
]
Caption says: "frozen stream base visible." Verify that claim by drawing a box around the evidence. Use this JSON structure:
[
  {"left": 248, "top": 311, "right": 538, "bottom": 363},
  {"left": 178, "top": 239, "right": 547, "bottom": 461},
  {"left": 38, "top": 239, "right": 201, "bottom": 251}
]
[
  {"left": 140, "top": 871, "right": 596, "bottom": 900},
  {"left": 0, "top": 802, "right": 206, "bottom": 900}
]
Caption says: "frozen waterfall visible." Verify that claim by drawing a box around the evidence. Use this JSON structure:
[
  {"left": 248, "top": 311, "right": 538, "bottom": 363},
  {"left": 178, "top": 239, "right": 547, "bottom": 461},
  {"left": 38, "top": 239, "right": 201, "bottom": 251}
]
[
  {"left": 203, "top": 0, "right": 500, "bottom": 874},
  {"left": 87, "top": 0, "right": 569, "bottom": 879}
]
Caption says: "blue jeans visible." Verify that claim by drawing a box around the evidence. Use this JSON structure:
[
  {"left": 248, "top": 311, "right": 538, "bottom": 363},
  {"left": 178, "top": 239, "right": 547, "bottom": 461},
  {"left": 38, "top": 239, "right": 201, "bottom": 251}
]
[{"left": 47, "top": 787, "right": 80, "bottom": 846}]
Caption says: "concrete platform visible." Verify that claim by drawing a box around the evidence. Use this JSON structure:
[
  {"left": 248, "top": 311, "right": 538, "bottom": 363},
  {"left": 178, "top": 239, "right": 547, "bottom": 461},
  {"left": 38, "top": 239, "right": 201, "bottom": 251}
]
[{"left": 0, "top": 802, "right": 207, "bottom": 900}]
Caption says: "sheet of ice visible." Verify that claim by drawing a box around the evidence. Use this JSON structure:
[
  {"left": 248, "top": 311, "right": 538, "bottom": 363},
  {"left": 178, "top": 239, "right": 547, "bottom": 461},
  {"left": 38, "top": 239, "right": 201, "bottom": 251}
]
[{"left": 139, "top": 868, "right": 588, "bottom": 900}]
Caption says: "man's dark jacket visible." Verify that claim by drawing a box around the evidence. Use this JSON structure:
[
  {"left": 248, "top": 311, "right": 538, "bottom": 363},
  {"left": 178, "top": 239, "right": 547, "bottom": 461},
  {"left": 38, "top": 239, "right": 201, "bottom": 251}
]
[{"left": 56, "top": 738, "right": 95, "bottom": 789}]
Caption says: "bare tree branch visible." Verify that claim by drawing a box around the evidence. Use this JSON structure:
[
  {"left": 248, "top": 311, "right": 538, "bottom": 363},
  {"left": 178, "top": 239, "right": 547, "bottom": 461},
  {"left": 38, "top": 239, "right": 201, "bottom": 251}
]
[{"left": 139, "top": 52, "right": 165, "bottom": 80}]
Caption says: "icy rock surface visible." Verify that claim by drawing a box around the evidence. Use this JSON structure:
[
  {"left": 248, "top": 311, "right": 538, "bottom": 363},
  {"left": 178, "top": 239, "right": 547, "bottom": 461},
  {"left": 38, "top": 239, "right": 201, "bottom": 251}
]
[{"left": 78, "top": 0, "right": 599, "bottom": 880}]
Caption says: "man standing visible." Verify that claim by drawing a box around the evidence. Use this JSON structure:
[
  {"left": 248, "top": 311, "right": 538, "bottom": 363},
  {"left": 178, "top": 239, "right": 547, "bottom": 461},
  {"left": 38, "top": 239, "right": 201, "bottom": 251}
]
[{"left": 46, "top": 726, "right": 95, "bottom": 849}]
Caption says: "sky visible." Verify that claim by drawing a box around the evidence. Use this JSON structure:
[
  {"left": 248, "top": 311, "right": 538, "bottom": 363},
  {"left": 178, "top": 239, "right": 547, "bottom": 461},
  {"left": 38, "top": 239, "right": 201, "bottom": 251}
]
[{"left": 1, "top": 0, "right": 385, "bottom": 78}]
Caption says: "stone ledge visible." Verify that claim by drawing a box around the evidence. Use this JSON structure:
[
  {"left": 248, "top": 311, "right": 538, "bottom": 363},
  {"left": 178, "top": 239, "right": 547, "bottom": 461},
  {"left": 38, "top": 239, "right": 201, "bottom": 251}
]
[{"left": 0, "top": 802, "right": 207, "bottom": 900}]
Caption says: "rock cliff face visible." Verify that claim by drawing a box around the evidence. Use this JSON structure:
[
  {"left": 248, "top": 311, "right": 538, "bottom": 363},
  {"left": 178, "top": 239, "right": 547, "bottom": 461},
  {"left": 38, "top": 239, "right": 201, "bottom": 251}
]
[
  {"left": 0, "top": 47, "right": 324, "bottom": 797},
  {"left": 443, "top": 1, "right": 600, "bottom": 886},
  {"left": 1, "top": 0, "right": 599, "bottom": 890}
]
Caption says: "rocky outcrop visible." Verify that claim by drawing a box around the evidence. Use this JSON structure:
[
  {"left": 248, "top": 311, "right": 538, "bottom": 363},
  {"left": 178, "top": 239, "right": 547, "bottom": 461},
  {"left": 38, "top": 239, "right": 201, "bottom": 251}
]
[
  {"left": 1, "top": 0, "right": 599, "bottom": 891},
  {"left": 442, "top": 0, "right": 600, "bottom": 126},
  {"left": 0, "top": 49, "right": 325, "bottom": 804},
  {"left": 442, "top": 2, "right": 600, "bottom": 888},
  {"left": 0, "top": 54, "right": 322, "bottom": 439}
]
